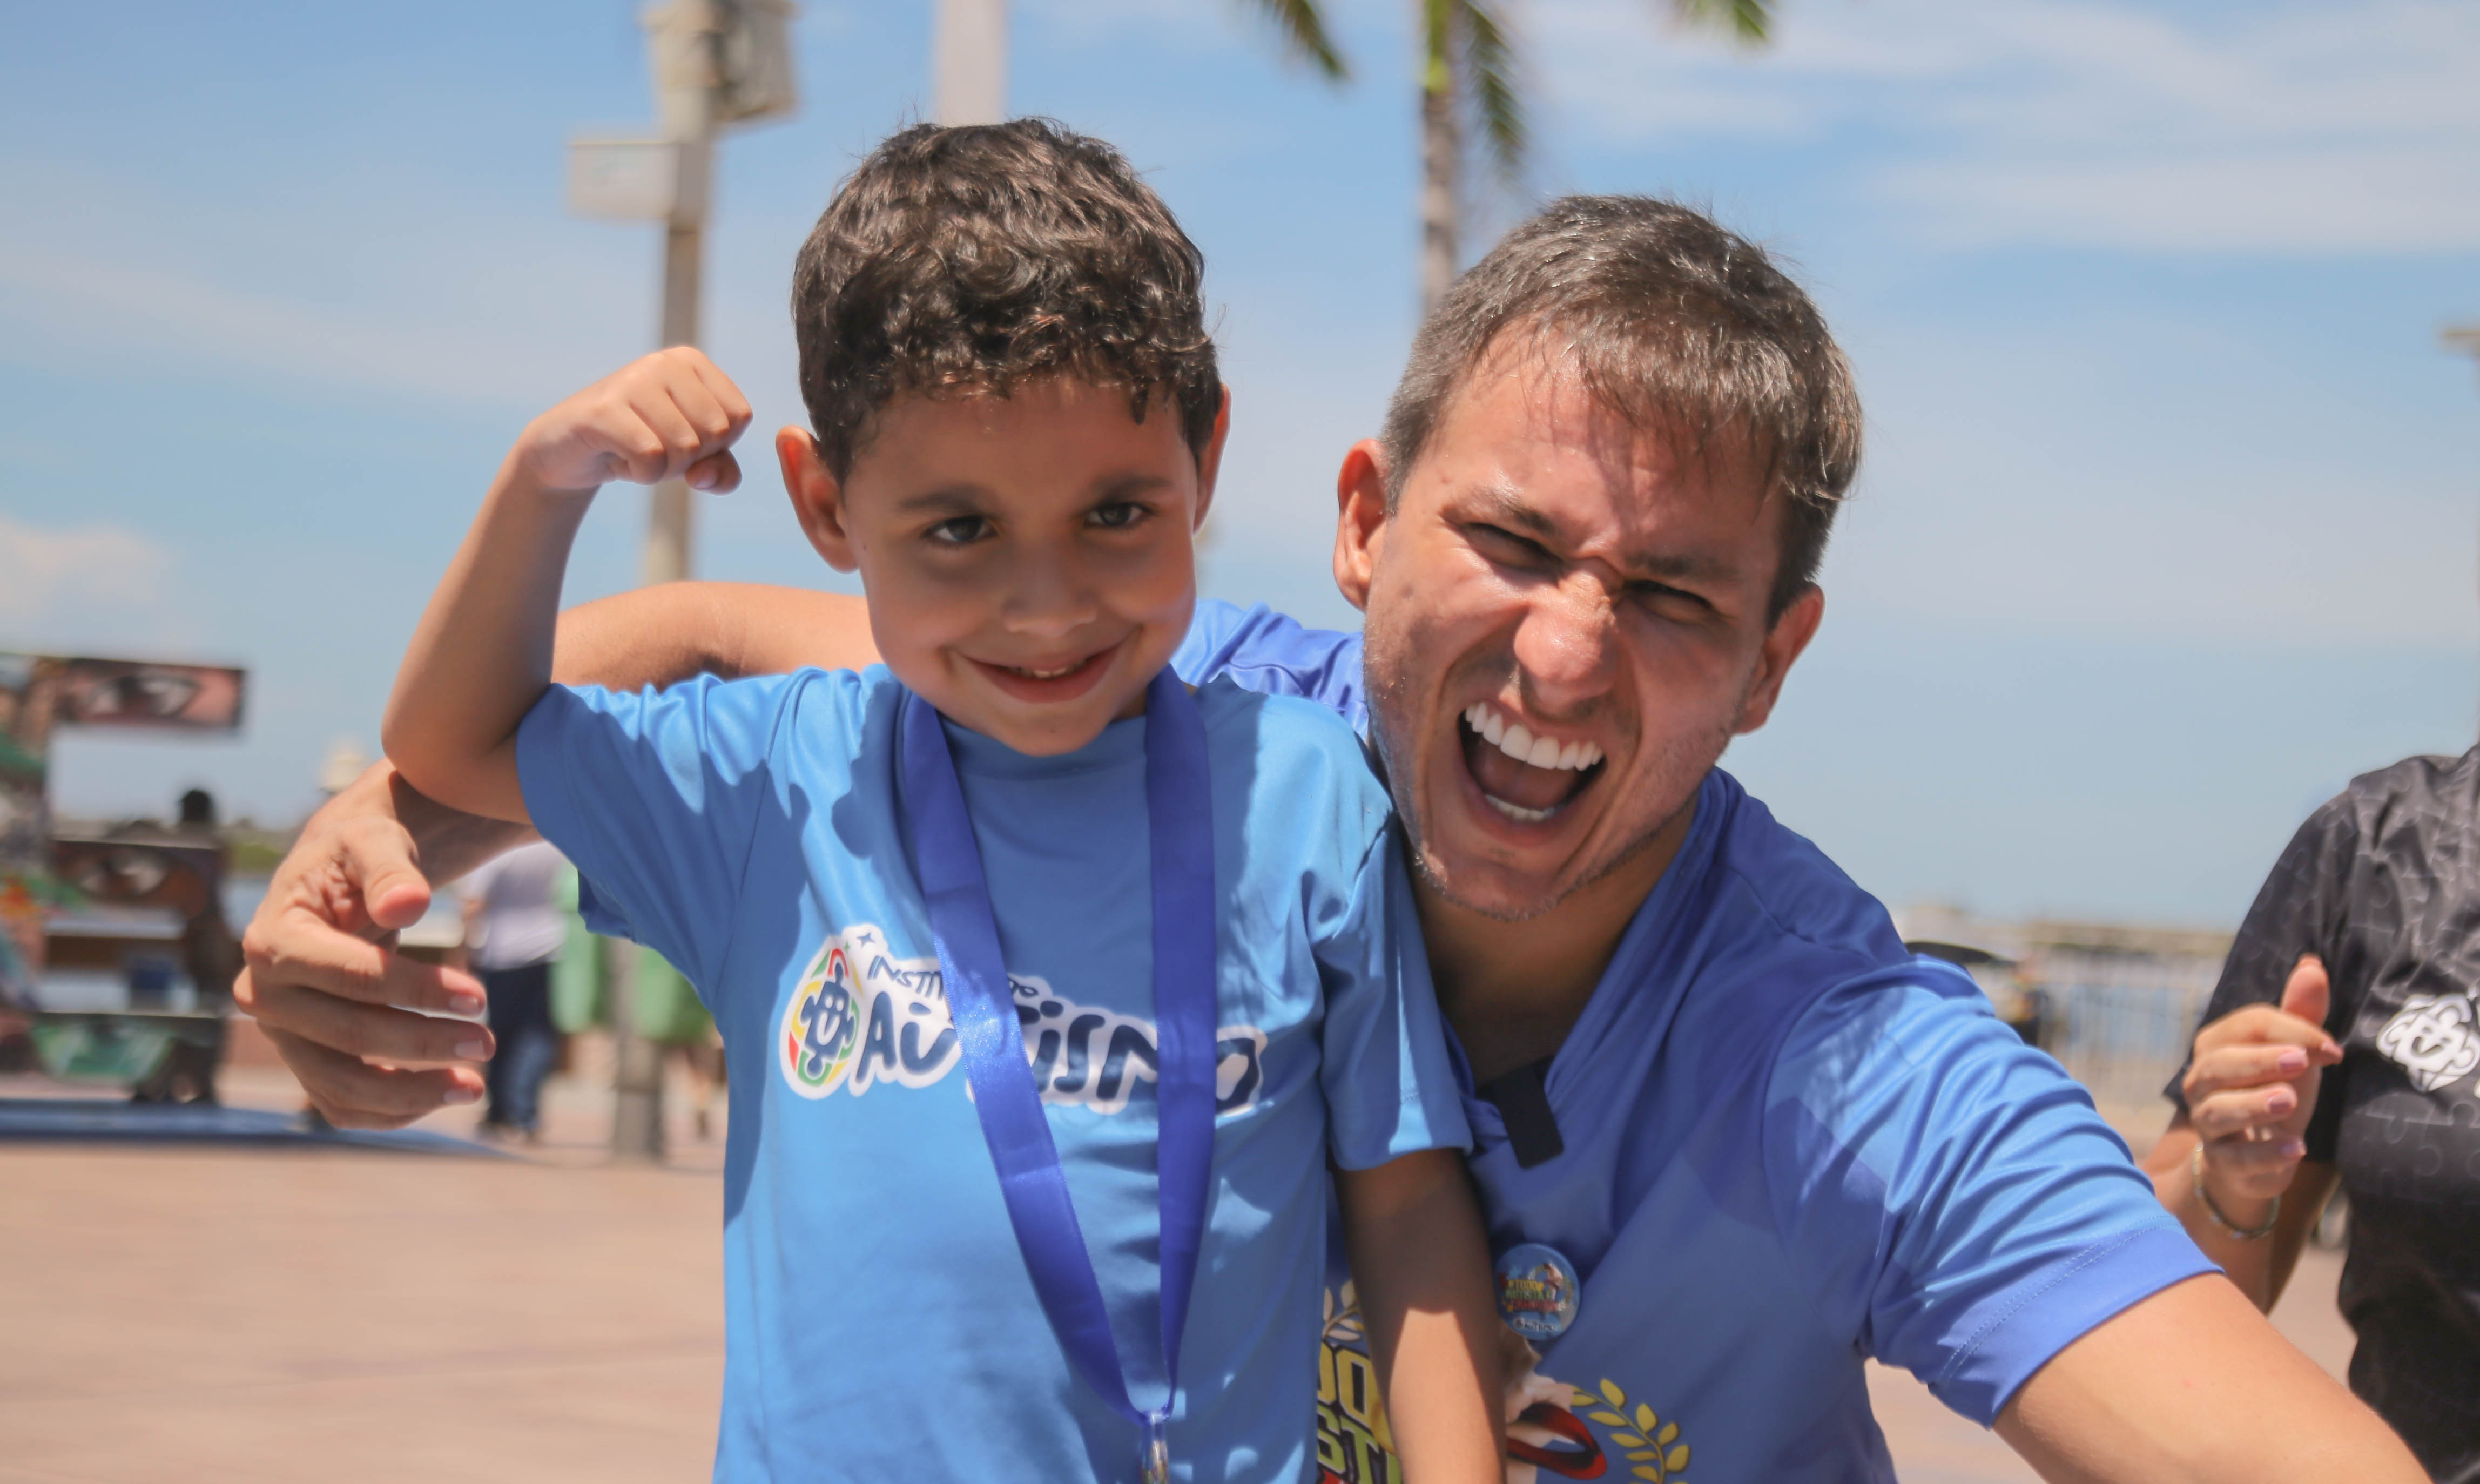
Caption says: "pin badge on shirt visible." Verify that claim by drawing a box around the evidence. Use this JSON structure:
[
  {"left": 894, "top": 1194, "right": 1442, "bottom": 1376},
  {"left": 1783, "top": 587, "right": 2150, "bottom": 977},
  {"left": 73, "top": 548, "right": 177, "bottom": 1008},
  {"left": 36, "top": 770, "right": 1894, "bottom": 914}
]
[{"left": 1494, "top": 1243, "right": 1580, "bottom": 1341}]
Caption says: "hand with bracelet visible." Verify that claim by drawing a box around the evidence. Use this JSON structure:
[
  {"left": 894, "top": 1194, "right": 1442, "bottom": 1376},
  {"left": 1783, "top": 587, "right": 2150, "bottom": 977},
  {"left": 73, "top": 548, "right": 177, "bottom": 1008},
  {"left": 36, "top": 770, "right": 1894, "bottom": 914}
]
[{"left": 2141, "top": 955, "right": 2342, "bottom": 1305}]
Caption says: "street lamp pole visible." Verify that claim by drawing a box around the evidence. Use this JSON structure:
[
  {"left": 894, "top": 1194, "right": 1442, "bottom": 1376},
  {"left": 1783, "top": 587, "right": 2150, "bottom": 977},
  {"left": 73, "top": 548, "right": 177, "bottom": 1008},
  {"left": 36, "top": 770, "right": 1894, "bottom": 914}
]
[
  {"left": 932, "top": 0, "right": 1007, "bottom": 126},
  {"left": 570, "top": 0, "right": 797, "bottom": 1161},
  {"left": 2448, "top": 325, "right": 2480, "bottom": 388}
]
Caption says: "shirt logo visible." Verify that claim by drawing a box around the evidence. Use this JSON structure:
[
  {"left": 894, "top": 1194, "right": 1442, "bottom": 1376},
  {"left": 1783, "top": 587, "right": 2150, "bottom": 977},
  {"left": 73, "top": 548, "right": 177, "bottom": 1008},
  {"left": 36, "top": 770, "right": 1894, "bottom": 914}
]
[
  {"left": 778, "top": 923, "right": 1267, "bottom": 1115},
  {"left": 2375, "top": 992, "right": 2480, "bottom": 1093}
]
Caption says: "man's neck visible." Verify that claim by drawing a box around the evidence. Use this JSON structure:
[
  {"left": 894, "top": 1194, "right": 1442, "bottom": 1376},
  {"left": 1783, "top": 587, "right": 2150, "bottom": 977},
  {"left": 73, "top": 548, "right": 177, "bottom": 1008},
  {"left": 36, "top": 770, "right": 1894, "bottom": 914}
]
[{"left": 1418, "top": 799, "right": 1696, "bottom": 1087}]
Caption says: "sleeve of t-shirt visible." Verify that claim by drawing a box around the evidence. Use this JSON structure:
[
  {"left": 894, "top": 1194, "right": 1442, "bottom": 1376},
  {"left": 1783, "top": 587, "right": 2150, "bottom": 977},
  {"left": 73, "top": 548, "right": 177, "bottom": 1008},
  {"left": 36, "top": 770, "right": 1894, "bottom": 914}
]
[
  {"left": 515, "top": 671, "right": 805, "bottom": 994},
  {"left": 1172, "top": 599, "right": 1369, "bottom": 737},
  {"left": 1763, "top": 966, "right": 2218, "bottom": 1426},
  {"left": 2164, "top": 802, "right": 2357, "bottom": 1160},
  {"left": 1314, "top": 824, "right": 1473, "bottom": 1170}
]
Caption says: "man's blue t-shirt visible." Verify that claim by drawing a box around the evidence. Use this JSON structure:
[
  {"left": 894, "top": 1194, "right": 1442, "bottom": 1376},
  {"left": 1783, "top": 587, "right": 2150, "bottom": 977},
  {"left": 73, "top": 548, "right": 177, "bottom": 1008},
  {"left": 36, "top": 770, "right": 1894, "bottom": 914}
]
[
  {"left": 1173, "top": 602, "right": 2218, "bottom": 1484},
  {"left": 518, "top": 666, "right": 1468, "bottom": 1483}
]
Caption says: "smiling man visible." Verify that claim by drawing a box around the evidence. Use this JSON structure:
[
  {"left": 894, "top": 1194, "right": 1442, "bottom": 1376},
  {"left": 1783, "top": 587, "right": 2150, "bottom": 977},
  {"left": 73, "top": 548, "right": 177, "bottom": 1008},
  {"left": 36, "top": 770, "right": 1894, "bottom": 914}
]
[{"left": 239, "top": 197, "right": 2416, "bottom": 1481}]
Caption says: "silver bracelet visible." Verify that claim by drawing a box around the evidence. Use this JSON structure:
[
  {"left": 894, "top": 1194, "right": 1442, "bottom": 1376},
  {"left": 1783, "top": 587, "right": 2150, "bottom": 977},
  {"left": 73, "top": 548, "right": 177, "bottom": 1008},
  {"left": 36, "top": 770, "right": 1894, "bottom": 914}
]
[{"left": 2191, "top": 1140, "right": 2279, "bottom": 1240}]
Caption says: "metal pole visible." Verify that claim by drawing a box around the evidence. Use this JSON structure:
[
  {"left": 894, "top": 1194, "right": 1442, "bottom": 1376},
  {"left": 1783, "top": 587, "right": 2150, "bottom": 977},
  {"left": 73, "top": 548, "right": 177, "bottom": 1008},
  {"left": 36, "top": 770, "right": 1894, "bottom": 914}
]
[
  {"left": 932, "top": 0, "right": 1007, "bottom": 126},
  {"left": 645, "top": 150, "right": 709, "bottom": 587},
  {"left": 604, "top": 937, "right": 665, "bottom": 1160},
  {"left": 606, "top": 0, "right": 726, "bottom": 1159}
]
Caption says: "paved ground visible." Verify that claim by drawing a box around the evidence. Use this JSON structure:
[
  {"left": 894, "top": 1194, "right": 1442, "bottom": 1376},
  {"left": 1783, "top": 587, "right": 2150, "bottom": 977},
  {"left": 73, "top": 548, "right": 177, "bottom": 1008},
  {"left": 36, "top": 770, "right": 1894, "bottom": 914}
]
[{"left": 0, "top": 1062, "right": 2356, "bottom": 1483}]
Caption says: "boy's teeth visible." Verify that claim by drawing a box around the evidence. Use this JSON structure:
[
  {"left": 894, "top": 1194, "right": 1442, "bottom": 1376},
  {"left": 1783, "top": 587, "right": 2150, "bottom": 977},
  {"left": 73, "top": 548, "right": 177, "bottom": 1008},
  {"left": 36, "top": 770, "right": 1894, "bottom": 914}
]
[{"left": 1461, "top": 703, "right": 1604, "bottom": 773}]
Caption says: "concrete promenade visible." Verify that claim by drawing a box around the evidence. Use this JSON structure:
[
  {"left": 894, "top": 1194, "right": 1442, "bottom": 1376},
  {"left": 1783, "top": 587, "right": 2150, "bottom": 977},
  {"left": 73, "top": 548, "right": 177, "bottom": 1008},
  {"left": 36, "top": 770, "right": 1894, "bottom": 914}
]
[{"left": 0, "top": 1063, "right": 2355, "bottom": 1484}]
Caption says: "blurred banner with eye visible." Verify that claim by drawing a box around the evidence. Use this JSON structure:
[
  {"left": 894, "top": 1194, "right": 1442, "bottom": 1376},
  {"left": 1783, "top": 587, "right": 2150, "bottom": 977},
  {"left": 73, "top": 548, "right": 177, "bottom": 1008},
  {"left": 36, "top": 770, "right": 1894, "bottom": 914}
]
[
  {"left": 0, "top": 653, "right": 248, "bottom": 1009},
  {"left": 53, "top": 660, "right": 245, "bottom": 732}
]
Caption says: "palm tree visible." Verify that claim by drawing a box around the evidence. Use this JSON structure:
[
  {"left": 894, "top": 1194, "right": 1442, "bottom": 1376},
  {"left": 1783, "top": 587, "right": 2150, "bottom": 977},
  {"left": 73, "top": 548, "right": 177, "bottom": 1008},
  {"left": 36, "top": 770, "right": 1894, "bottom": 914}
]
[
  {"left": 929, "top": 1, "right": 1775, "bottom": 312},
  {"left": 931, "top": 1, "right": 1346, "bottom": 126},
  {"left": 1416, "top": 0, "right": 1775, "bottom": 312}
]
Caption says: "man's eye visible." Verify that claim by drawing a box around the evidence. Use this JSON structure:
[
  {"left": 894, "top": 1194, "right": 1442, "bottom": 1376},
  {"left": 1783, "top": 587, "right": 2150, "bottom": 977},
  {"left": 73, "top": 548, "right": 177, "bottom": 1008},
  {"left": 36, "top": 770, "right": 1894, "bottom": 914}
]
[
  {"left": 1089, "top": 501, "right": 1150, "bottom": 531},
  {"left": 925, "top": 516, "right": 991, "bottom": 546},
  {"left": 1627, "top": 582, "right": 1715, "bottom": 620},
  {"left": 1469, "top": 523, "right": 1554, "bottom": 567}
]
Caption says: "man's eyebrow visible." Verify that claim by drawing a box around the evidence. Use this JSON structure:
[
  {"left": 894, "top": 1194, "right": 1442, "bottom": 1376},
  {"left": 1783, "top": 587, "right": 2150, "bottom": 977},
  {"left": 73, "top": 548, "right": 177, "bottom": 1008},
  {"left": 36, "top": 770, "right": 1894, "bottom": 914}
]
[{"left": 1466, "top": 482, "right": 1740, "bottom": 584}]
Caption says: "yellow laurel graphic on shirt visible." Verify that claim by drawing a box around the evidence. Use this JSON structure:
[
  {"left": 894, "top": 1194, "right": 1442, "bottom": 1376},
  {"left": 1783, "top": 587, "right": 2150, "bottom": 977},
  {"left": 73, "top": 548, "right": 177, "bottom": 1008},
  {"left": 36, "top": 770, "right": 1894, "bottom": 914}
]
[
  {"left": 1571, "top": 1378, "right": 1692, "bottom": 1483},
  {"left": 1315, "top": 1285, "right": 1694, "bottom": 1484}
]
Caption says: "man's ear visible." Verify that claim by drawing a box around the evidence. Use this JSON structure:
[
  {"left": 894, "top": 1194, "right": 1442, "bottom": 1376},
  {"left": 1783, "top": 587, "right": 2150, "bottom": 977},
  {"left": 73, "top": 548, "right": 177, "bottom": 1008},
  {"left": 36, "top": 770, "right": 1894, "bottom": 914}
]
[
  {"left": 1191, "top": 387, "right": 1231, "bottom": 532},
  {"left": 1733, "top": 585, "right": 1824, "bottom": 736},
  {"left": 778, "top": 427, "right": 859, "bottom": 573},
  {"left": 1331, "top": 439, "right": 1389, "bottom": 615}
]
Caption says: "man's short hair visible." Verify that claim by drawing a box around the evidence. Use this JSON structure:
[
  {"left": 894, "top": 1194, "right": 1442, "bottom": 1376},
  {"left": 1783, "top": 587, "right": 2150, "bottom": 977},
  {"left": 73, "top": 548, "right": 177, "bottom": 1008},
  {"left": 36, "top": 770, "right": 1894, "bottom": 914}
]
[
  {"left": 791, "top": 119, "right": 1222, "bottom": 479},
  {"left": 1379, "top": 197, "right": 1862, "bottom": 618}
]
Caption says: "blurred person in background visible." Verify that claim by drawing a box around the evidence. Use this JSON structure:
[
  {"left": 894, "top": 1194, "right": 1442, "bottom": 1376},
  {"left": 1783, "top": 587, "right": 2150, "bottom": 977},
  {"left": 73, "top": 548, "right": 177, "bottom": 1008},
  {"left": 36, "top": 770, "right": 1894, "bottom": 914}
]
[
  {"left": 456, "top": 838, "right": 567, "bottom": 1141},
  {"left": 2147, "top": 748, "right": 2480, "bottom": 1481},
  {"left": 130, "top": 787, "right": 239, "bottom": 1104}
]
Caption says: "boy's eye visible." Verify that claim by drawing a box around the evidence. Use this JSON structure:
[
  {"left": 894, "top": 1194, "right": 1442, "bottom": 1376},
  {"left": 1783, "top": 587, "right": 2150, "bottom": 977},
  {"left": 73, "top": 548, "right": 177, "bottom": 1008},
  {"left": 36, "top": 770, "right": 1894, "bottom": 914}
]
[
  {"left": 925, "top": 515, "right": 992, "bottom": 547},
  {"left": 1088, "top": 501, "right": 1150, "bottom": 531}
]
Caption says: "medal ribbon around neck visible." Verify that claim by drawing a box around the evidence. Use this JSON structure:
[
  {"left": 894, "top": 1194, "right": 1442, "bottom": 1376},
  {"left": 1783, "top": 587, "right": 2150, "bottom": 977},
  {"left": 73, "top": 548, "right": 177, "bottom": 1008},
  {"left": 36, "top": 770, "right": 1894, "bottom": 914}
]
[{"left": 899, "top": 669, "right": 1217, "bottom": 1481}]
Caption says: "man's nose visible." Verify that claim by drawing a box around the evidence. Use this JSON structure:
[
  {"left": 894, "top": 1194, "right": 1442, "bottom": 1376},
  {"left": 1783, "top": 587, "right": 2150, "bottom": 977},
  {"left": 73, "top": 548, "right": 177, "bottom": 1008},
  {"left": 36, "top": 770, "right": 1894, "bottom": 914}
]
[
  {"left": 1511, "top": 574, "right": 1620, "bottom": 711},
  {"left": 1000, "top": 547, "right": 1101, "bottom": 639}
]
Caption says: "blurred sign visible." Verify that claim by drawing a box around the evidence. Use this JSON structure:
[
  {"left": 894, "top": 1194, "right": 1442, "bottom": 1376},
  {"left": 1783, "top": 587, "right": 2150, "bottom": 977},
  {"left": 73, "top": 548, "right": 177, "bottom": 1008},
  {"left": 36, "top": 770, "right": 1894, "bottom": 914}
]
[
  {"left": 0, "top": 653, "right": 247, "bottom": 1007},
  {"left": 709, "top": 0, "right": 799, "bottom": 125},
  {"left": 568, "top": 137, "right": 709, "bottom": 223}
]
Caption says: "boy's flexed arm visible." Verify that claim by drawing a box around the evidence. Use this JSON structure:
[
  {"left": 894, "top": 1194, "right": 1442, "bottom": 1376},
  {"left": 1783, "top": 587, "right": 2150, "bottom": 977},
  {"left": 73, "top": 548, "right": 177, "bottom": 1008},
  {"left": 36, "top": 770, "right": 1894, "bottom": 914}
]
[
  {"left": 384, "top": 349, "right": 752, "bottom": 823},
  {"left": 1336, "top": 1151, "right": 1504, "bottom": 1482}
]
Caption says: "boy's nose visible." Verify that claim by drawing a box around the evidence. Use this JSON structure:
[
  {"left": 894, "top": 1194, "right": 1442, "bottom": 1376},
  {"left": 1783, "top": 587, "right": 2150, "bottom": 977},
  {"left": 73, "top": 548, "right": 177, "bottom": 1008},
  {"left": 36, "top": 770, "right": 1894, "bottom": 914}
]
[{"left": 999, "top": 553, "right": 1101, "bottom": 639}]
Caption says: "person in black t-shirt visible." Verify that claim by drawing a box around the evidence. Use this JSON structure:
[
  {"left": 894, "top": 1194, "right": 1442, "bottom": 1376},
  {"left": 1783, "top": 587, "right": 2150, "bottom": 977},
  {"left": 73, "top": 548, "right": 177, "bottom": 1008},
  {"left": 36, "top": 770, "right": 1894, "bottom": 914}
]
[{"left": 2148, "top": 746, "right": 2480, "bottom": 1482}]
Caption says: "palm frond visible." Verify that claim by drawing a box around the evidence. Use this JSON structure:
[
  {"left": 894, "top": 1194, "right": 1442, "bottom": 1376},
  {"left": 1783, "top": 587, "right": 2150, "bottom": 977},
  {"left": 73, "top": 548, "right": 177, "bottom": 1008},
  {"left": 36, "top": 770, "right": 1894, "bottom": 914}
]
[
  {"left": 1668, "top": 0, "right": 1774, "bottom": 45},
  {"left": 1458, "top": 0, "right": 1526, "bottom": 185},
  {"left": 1238, "top": 0, "right": 1350, "bottom": 82}
]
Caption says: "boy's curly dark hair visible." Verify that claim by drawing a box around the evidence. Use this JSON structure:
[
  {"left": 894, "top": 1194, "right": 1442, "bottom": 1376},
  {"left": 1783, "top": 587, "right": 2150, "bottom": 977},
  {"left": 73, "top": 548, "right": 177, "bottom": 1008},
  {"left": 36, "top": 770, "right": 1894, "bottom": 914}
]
[{"left": 791, "top": 119, "right": 1222, "bottom": 480}]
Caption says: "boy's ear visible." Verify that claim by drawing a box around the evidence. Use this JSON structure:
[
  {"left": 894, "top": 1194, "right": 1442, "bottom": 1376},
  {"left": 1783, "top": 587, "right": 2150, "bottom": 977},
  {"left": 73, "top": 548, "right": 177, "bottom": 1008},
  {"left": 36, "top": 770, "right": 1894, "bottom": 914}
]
[
  {"left": 778, "top": 427, "right": 860, "bottom": 572},
  {"left": 1190, "top": 387, "right": 1231, "bottom": 532}
]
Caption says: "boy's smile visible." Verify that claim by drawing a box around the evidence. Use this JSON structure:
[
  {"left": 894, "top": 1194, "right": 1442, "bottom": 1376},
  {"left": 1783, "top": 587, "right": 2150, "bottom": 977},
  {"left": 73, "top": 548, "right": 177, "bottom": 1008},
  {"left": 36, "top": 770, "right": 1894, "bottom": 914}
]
[{"left": 780, "top": 376, "right": 1229, "bottom": 757}]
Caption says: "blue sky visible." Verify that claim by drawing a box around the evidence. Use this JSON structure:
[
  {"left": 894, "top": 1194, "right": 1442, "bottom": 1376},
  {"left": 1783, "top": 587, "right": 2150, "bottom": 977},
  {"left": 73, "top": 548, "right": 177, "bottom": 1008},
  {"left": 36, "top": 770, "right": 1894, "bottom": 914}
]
[{"left": 4, "top": 0, "right": 2475, "bottom": 926}]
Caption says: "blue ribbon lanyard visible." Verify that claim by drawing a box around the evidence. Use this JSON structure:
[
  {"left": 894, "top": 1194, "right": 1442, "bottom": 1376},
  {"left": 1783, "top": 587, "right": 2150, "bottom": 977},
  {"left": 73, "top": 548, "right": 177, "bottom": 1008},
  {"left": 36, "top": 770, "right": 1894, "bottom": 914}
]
[{"left": 900, "top": 670, "right": 1217, "bottom": 1483}]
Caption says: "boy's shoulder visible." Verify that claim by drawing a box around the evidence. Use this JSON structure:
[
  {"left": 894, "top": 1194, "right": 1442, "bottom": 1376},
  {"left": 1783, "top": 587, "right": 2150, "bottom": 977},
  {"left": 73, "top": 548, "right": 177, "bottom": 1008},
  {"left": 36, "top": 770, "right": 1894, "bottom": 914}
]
[{"left": 1196, "top": 675, "right": 1393, "bottom": 839}]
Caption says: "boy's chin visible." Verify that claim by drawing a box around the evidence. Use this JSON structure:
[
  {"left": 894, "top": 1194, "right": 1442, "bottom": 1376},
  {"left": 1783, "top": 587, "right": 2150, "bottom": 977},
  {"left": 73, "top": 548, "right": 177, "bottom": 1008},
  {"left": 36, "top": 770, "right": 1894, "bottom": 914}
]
[{"left": 918, "top": 682, "right": 1150, "bottom": 758}]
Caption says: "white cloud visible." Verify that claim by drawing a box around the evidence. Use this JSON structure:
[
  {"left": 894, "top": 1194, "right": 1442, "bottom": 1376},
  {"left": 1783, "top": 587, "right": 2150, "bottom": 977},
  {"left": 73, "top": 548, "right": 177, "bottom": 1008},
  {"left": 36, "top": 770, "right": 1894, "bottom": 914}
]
[
  {"left": 1536, "top": 0, "right": 2480, "bottom": 251},
  {"left": 0, "top": 516, "right": 171, "bottom": 625}
]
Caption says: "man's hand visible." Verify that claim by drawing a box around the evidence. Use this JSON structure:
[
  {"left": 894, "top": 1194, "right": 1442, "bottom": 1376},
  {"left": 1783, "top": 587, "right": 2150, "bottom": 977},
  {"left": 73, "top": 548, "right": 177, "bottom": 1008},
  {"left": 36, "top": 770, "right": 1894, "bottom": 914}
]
[
  {"left": 234, "top": 763, "right": 526, "bottom": 1128},
  {"left": 2182, "top": 955, "right": 2340, "bottom": 1212},
  {"left": 509, "top": 346, "right": 753, "bottom": 497}
]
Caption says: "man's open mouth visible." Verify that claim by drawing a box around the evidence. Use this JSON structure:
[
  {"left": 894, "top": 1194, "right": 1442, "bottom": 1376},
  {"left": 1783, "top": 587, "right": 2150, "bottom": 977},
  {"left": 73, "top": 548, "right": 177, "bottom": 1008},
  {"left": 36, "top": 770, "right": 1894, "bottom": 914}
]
[{"left": 1459, "top": 701, "right": 1605, "bottom": 825}]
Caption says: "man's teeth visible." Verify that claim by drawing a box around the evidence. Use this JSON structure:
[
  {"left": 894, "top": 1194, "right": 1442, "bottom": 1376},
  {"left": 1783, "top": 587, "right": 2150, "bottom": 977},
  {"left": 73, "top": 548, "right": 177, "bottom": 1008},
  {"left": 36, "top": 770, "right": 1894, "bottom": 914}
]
[
  {"left": 1485, "top": 797, "right": 1557, "bottom": 825},
  {"left": 1461, "top": 704, "right": 1603, "bottom": 772}
]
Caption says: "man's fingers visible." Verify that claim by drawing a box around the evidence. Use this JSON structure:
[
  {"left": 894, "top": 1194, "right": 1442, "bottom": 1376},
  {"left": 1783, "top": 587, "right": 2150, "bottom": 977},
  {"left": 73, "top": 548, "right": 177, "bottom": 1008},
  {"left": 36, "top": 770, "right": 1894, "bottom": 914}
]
[
  {"left": 244, "top": 976, "right": 493, "bottom": 1065},
  {"left": 265, "top": 1027, "right": 481, "bottom": 1129},
  {"left": 334, "top": 815, "right": 432, "bottom": 931},
  {"left": 250, "top": 910, "right": 484, "bottom": 1012},
  {"left": 2184, "top": 1042, "right": 2314, "bottom": 1101},
  {"left": 686, "top": 450, "right": 742, "bottom": 493},
  {"left": 2279, "top": 954, "right": 2337, "bottom": 1059}
]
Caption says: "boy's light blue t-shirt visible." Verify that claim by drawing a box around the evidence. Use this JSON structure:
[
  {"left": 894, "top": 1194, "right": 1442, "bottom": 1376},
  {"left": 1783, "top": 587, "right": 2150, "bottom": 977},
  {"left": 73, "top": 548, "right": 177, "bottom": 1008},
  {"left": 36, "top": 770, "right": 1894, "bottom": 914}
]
[
  {"left": 1174, "top": 601, "right": 2218, "bottom": 1484},
  {"left": 518, "top": 666, "right": 1467, "bottom": 1484}
]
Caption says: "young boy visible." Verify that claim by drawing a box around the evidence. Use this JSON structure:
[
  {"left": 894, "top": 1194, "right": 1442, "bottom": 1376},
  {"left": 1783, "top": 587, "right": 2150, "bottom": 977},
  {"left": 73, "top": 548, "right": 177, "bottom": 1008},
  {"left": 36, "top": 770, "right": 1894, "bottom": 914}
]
[{"left": 384, "top": 121, "right": 1499, "bottom": 1482}]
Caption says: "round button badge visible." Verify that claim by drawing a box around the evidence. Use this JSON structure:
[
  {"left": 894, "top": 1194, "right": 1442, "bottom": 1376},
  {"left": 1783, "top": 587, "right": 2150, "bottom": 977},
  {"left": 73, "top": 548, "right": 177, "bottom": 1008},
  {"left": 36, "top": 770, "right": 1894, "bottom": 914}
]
[{"left": 1493, "top": 1243, "right": 1581, "bottom": 1341}]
